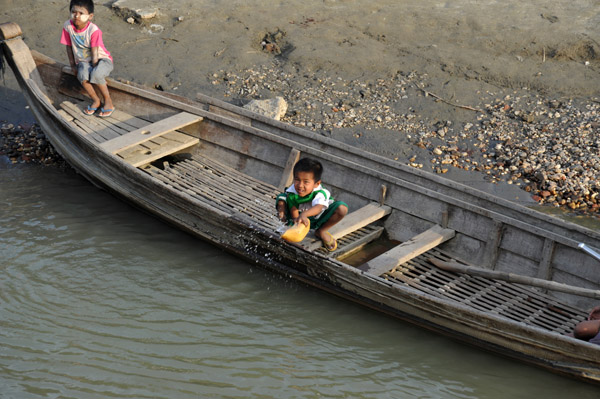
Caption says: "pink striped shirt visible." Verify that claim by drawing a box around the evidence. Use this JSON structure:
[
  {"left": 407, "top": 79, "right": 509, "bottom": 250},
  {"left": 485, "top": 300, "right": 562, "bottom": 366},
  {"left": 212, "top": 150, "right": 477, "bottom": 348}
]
[{"left": 60, "top": 20, "right": 112, "bottom": 64}]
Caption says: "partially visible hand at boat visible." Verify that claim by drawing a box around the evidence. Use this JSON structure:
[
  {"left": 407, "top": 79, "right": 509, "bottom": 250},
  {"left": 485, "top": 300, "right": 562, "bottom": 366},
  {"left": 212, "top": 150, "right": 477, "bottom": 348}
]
[{"left": 589, "top": 305, "right": 600, "bottom": 320}]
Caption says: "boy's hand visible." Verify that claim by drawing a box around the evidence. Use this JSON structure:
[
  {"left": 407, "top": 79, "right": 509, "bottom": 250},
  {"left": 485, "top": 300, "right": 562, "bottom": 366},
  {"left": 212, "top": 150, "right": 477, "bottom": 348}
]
[
  {"left": 589, "top": 305, "right": 600, "bottom": 320},
  {"left": 278, "top": 210, "right": 287, "bottom": 223},
  {"left": 295, "top": 214, "right": 310, "bottom": 227}
]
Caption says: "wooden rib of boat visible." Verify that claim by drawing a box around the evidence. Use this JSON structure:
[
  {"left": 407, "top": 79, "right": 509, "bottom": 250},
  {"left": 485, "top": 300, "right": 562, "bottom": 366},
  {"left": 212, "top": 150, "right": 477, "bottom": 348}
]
[{"left": 3, "top": 22, "right": 600, "bottom": 383}]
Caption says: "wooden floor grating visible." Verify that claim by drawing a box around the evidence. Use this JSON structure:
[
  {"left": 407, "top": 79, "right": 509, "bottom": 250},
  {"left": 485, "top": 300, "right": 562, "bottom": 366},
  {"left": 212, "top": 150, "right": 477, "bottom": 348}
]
[
  {"left": 144, "top": 158, "right": 389, "bottom": 257},
  {"left": 145, "top": 158, "right": 280, "bottom": 231},
  {"left": 384, "top": 249, "right": 586, "bottom": 334},
  {"left": 313, "top": 225, "right": 383, "bottom": 256}
]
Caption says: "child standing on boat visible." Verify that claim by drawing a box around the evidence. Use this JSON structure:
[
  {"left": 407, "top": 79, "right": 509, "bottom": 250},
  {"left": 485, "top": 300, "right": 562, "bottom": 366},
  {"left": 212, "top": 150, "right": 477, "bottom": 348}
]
[
  {"left": 276, "top": 157, "right": 348, "bottom": 251},
  {"left": 60, "top": 0, "right": 114, "bottom": 117}
]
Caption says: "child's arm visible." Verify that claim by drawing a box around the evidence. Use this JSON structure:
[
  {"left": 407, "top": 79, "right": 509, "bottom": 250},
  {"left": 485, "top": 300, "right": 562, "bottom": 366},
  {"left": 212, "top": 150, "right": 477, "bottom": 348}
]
[
  {"left": 65, "top": 46, "right": 76, "bottom": 73},
  {"left": 290, "top": 206, "right": 300, "bottom": 221},
  {"left": 294, "top": 204, "right": 325, "bottom": 226},
  {"left": 91, "top": 47, "right": 99, "bottom": 67},
  {"left": 276, "top": 200, "right": 287, "bottom": 223}
]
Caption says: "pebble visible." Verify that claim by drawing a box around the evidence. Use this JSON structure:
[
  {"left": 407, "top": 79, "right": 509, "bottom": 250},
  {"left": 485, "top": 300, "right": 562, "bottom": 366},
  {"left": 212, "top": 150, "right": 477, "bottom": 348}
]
[{"left": 0, "top": 123, "right": 66, "bottom": 167}]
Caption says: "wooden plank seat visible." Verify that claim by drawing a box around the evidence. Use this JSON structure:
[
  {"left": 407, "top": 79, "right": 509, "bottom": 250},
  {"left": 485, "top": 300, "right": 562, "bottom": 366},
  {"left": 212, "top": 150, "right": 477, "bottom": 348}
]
[
  {"left": 116, "top": 131, "right": 200, "bottom": 167},
  {"left": 358, "top": 224, "right": 455, "bottom": 275},
  {"left": 99, "top": 111, "right": 202, "bottom": 154},
  {"left": 59, "top": 101, "right": 201, "bottom": 167},
  {"left": 301, "top": 202, "right": 392, "bottom": 252}
]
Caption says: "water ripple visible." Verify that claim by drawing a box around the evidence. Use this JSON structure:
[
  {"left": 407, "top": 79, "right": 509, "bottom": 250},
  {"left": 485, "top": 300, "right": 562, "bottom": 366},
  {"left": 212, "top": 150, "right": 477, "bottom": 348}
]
[{"left": 2, "top": 166, "right": 599, "bottom": 398}]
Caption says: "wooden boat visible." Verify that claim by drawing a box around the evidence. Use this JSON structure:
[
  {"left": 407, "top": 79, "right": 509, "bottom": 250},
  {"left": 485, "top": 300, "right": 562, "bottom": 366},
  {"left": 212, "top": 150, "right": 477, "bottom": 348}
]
[{"left": 3, "top": 22, "right": 600, "bottom": 383}]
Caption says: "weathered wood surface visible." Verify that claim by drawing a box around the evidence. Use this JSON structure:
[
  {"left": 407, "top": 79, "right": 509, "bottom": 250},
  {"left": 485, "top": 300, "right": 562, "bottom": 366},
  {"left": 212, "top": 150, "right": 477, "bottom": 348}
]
[
  {"left": 121, "top": 132, "right": 199, "bottom": 167},
  {"left": 359, "top": 225, "right": 455, "bottom": 275},
  {"left": 303, "top": 203, "right": 391, "bottom": 251},
  {"left": 430, "top": 258, "right": 600, "bottom": 300},
  {"left": 100, "top": 112, "right": 202, "bottom": 153},
  {"left": 278, "top": 148, "right": 301, "bottom": 191}
]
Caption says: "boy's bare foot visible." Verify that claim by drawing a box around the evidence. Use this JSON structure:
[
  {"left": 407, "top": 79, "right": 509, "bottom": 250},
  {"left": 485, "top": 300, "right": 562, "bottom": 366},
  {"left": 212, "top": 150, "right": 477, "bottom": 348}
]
[{"left": 317, "top": 230, "right": 337, "bottom": 252}]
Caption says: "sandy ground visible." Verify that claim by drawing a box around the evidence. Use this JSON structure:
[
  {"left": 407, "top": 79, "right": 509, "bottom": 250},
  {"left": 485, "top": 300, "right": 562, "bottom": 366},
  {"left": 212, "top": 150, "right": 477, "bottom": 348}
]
[{"left": 1, "top": 0, "right": 599, "bottom": 208}]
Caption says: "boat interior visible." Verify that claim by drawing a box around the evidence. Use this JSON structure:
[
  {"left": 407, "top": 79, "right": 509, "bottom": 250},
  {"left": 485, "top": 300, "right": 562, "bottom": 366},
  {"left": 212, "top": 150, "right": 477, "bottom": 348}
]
[{"left": 24, "top": 59, "right": 586, "bottom": 338}]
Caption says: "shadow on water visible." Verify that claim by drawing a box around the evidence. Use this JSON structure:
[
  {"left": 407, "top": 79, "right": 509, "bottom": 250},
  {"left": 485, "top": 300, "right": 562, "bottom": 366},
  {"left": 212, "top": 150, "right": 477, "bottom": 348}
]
[{"left": 0, "top": 66, "right": 35, "bottom": 124}]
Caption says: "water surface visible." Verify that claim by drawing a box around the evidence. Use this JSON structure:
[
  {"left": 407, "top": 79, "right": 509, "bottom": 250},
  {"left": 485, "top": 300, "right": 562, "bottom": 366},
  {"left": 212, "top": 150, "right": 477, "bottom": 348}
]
[{"left": 2, "top": 164, "right": 599, "bottom": 398}]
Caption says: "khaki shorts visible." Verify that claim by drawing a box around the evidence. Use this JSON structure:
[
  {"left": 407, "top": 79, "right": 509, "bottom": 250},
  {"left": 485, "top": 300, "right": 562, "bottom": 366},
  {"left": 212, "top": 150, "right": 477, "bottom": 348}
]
[{"left": 77, "top": 58, "right": 113, "bottom": 85}]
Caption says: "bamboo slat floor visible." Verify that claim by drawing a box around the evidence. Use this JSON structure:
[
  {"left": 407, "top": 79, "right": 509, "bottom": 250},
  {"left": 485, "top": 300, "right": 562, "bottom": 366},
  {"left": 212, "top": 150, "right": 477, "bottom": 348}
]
[
  {"left": 61, "top": 97, "right": 588, "bottom": 337},
  {"left": 384, "top": 250, "right": 587, "bottom": 335}
]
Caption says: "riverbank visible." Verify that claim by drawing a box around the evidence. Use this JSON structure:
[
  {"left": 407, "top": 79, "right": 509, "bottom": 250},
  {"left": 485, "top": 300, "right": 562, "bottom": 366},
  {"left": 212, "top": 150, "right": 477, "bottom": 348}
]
[{"left": 1, "top": 0, "right": 599, "bottom": 214}]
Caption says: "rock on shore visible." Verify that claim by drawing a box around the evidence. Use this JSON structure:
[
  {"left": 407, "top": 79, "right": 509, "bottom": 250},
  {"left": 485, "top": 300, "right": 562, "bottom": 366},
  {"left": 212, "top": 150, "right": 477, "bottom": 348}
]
[
  {"left": 112, "top": 0, "right": 160, "bottom": 22},
  {"left": 0, "top": 122, "right": 65, "bottom": 167}
]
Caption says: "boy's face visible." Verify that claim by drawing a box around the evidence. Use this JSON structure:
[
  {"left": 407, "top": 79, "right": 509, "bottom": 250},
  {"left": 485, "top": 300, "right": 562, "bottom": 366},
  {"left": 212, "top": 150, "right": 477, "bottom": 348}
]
[
  {"left": 71, "top": 5, "right": 92, "bottom": 30},
  {"left": 293, "top": 171, "right": 320, "bottom": 197}
]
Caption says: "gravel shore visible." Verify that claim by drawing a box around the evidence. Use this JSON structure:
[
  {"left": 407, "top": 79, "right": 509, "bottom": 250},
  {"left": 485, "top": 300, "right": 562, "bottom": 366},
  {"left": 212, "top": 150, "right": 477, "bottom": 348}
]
[
  {"left": 1, "top": 0, "right": 599, "bottom": 215},
  {"left": 212, "top": 62, "right": 600, "bottom": 213}
]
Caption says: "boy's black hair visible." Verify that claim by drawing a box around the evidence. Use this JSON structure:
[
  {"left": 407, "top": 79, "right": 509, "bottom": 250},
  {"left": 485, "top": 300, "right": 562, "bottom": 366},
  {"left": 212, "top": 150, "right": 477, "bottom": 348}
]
[
  {"left": 293, "top": 158, "right": 323, "bottom": 182},
  {"left": 70, "top": 0, "right": 94, "bottom": 14}
]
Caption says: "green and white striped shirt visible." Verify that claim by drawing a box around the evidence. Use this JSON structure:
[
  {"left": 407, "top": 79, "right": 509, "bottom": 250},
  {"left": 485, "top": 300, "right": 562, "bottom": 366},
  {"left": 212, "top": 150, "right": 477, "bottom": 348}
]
[{"left": 278, "top": 184, "right": 333, "bottom": 220}]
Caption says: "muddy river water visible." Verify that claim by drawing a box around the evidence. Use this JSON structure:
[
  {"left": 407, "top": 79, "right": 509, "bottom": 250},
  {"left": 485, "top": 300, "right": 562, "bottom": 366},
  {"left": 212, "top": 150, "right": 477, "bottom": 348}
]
[{"left": 1, "top": 162, "right": 599, "bottom": 398}]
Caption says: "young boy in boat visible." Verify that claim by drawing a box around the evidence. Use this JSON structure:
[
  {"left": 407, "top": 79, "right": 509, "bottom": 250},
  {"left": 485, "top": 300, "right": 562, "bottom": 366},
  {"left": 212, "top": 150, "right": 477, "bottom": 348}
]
[
  {"left": 60, "top": 0, "right": 115, "bottom": 117},
  {"left": 276, "top": 157, "right": 348, "bottom": 251}
]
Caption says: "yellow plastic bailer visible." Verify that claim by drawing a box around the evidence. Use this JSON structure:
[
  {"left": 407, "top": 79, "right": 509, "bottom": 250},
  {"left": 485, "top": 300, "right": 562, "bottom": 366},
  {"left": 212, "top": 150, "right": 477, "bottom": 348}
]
[{"left": 281, "top": 222, "right": 310, "bottom": 243}]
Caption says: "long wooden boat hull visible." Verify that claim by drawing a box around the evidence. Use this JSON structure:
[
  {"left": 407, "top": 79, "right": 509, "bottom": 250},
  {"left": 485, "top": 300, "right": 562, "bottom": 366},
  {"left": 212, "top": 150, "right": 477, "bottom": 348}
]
[{"left": 2, "top": 22, "right": 600, "bottom": 383}]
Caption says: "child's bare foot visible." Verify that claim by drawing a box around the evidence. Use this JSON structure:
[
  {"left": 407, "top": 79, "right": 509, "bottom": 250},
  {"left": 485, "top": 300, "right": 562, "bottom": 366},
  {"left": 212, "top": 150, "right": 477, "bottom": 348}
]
[
  {"left": 83, "top": 100, "right": 101, "bottom": 116},
  {"left": 317, "top": 230, "right": 337, "bottom": 252},
  {"left": 99, "top": 104, "right": 115, "bottom": 118}
]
